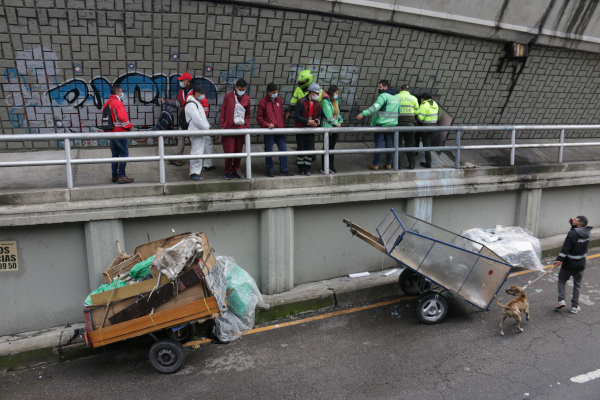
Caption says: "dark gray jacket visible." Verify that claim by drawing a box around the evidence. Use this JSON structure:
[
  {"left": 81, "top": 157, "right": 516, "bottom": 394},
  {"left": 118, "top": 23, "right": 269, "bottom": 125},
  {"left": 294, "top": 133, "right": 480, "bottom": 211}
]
[{"left": 556, "top": 225, "right": 593, "bottom": 271}]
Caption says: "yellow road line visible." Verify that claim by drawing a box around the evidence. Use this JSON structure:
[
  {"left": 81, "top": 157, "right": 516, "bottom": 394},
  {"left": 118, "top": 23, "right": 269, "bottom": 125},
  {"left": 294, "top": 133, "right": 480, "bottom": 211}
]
[
  {"left": 185, "top": 253, "right": 600, "bottom": 348},
  {"left": 184, "top": 296, "right": 417, "bottom": 348}
]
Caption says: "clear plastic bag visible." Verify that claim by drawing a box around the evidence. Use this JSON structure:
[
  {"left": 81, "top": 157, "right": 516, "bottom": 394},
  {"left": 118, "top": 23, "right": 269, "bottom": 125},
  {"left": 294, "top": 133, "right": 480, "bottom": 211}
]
[
  {"left": 213, "top": 255, "right": 269, "bottom": 342},
  {"left": 462, "top": 226, "right": 544, "bottom": 270}
]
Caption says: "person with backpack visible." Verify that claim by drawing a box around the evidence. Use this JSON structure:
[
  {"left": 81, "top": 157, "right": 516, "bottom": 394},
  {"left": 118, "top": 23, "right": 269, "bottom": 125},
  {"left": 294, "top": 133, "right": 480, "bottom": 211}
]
[
  {"left": 186, "top": 85, "right": 211, "bottom": 181},
  {"left": 219, "top": 79, "right": 251, "bottom": 180},
  {"left": 162, "top": 72, "right": 207, "bottom": 167},
  {"left": 320, "top": 85, "right": 343, "bottom": 174},
  {"left": 294, "top": 82, "right": 322, "bottom": 176},
  {"left": 102, "top": 84, "right": 134, "bottom": 184}
]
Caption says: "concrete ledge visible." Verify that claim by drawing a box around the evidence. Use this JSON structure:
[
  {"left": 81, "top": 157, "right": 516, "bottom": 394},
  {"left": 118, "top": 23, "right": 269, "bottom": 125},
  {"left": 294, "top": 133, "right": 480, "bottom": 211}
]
[
  {"left": 0, "top": 188, "right": 69, "bottom": 206},
  {"left": 69, "top": 184, "right": 164, "bottom": 202}
]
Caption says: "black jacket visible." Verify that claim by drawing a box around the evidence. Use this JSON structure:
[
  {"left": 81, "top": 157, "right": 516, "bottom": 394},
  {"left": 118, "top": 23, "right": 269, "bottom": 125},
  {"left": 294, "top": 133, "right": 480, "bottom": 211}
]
[{"left": 556, "top": 224, "right": 593, "bottom": 271}]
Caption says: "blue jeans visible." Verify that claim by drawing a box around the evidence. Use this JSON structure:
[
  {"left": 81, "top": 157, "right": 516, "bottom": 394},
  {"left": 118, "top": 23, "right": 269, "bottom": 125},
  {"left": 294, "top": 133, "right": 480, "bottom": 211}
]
[
  {"left": 373, "top": 132, "right": 393, "bottom": 166},
  {"left": 264, "top": 134, "right": 288, "bottom": 171},
  {"left": 110, "top": 138, "right": 129, "bottom": 178}
]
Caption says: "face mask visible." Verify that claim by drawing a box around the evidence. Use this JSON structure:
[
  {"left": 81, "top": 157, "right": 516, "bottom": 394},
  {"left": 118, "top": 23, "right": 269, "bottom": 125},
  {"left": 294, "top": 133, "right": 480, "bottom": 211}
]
[
  {"left": 179, "top": 81, "right": 186, "bottom": 89},
  {"left": 311, "top": 94, "right": 319, "bottom": 101},
  {"left": 237, "top": 90, "right": 245, "bottom": 96},
  {"left": 199, "top": 94, "right": 205, "bottom": 100},
  {"left": 117, "top": 93, "right": 124, "bottom": 100},
  {"left": 334, "top": 94, "right": 339, "bottom": 100},
  {"left": 271, "top": 93, "right": 278, "bottom": 99}
]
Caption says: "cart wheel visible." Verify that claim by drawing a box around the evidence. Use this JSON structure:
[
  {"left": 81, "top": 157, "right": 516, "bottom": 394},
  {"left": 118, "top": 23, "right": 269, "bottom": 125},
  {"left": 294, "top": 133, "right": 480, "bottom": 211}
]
[
  {"left": 398, "top": 269, "right": 431, "bottom": 295},
  {"left": 168, "top": 323, "right": 196, "bottom": 343},
  {"left": 149, "top": 338, "right": 187, "bottom": 374},
  {"left": 415, "top": 291, "right": 448, "bottom": 324}
]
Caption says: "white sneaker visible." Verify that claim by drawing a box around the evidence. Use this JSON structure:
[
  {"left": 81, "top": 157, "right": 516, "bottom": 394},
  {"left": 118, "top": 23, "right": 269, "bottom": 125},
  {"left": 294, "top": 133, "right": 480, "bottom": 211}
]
[
  {"left": 570, "top": 306, "right": 580, "bottom": 314},
  {"left": 556, "top": 300, "right": 566, "bottom": 309}
]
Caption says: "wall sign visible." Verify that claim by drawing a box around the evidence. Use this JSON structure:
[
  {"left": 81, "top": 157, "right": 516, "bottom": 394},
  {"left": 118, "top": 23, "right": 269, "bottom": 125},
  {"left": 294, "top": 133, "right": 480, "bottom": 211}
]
[{"left": 0, "top": 241, "right": 18, "bottom": 271}]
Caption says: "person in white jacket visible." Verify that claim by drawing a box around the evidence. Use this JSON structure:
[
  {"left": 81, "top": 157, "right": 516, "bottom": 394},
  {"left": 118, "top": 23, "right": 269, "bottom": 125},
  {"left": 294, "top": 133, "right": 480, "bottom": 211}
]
[{"left": 185, "top": 85, "right": 211, "bottom": 181}]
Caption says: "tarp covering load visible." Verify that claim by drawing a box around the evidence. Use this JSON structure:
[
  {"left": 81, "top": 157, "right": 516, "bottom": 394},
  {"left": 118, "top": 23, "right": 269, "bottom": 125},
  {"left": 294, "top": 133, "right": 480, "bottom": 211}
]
[
  {"left": 84, "top": 280, "right": 128, "bottom": 306},
  {"left": 462, "top": 226, "right": 544, "bottom": 271},
  {"left": 213, "top": 255, "right": 269, "bottom": 342},
  {"left": 128, "top": 255, "right": 155, "bottom": 280}
]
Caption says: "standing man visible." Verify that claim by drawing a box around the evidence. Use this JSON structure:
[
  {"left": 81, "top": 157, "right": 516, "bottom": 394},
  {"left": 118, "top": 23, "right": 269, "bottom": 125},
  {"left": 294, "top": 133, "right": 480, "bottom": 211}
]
[
  {"left": 285, "top": 70, "right": 322, "bottom": 120},
  {"left": 294, "top": 82, "right": 322, "bottom": 175},
  {"left": 103, "top": 85, "right": 134, "bottom": 184},
  {"left": 554, "top": 216, "right": 592, "bottom": 314},
  {"left": 257, "top": 83, "right": 293, "bottom": 177},
  {"left": 417, "top": 93, "right": 439, "bottom": 168},
  {"left": 397, "top": 84, "right": 419, "bottom": 169},
  {"left": 220, "top": 79, "right": 250, "bottom": 180},
  {"left": 163, "top": 72, "right": 193, "bottom": 166},
  {"left": 356, "top": 80, "right": 399, "bottom": 171}
]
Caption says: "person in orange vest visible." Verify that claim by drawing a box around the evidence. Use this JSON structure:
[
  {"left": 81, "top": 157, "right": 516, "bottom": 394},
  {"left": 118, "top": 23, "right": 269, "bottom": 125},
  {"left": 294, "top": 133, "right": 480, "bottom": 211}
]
[{"left": 103, "top": 85, "right": 134, "bottom": 183}]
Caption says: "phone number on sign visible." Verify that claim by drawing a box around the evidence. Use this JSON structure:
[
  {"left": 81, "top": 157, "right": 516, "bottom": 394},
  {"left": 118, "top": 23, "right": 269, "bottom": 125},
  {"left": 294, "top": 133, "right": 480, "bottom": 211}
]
[{"left": 0, "top": 263, "right": 17, "bottom": 269}]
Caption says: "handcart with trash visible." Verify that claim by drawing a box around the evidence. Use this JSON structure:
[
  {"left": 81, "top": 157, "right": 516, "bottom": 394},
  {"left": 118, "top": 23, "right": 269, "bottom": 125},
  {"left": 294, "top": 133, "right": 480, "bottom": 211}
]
[
  {"left": 82, "top": 232, "right": 266, "bottom": 374},
  {"left": 344, "top": 209, "right": 515, "bottom": 324}
]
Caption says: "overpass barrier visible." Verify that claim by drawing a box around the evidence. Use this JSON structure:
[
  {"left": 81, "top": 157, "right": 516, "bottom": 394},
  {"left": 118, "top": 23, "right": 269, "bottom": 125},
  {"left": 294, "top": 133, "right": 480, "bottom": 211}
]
[{"left": 1, "top": 125, "right": 600, "bottom": 189}]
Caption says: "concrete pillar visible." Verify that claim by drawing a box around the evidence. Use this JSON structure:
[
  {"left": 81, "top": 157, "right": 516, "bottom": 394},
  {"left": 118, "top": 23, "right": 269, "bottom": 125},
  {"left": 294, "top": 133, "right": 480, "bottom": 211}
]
[
  {"left": 406, "top": 197, "right": 433, "bottom": 222},
  {"left": 84, "top": 219, "right": 125, "bottom": 291},
  {"left": 516, "top": 188, "right": 542, "bottom": 236},
  {"left": 260, "top": 207, "right": 294, "bottom": 294}
]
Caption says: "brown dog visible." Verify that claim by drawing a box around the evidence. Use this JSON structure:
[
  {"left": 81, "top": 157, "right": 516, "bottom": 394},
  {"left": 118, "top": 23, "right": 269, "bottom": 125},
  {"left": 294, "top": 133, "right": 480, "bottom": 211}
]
[{"left": 494, "top": 285, "right": 530, "bottom": 336}]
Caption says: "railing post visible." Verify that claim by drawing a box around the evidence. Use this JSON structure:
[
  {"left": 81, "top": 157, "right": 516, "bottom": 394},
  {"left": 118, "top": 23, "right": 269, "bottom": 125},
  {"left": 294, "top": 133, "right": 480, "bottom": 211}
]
[
  {"left": 65, "top": 138, "right": 73, "bottom": 189},
  {"left": 245, "top": 133, "right": 252, "bottom": 180},
  {"left": 510, "top": 129, "right": 516, "bottom": 166},
  {"left": 393, "top": 130, "right": 399, "bottom": 171},
  {"left": 158, "top": 135, "right": 165, "bottom": 184},
  {"left": 323, "top": 131, "right": 330, "bottom": 174},
  {"left": 559, "top": 128, "right": 565, "bottom": 163},
  {"left": 455, "top": 130, "right": 461, "bottom": 169}
]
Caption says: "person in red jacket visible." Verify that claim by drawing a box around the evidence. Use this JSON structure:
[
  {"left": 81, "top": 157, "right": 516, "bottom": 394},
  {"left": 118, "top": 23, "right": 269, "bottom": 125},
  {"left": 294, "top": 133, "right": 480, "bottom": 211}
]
[
  {"left": 294, "top": 82, "right": 322, "bottom": 175},
  {"left": 219, "top": 79, "right": 250, "bottom": 180},
  {"left": 103, "top": 85, "right": 134, "bottom": 184},
  {"left": 257, "top": 83, "right": 293, "bottom": 177}
]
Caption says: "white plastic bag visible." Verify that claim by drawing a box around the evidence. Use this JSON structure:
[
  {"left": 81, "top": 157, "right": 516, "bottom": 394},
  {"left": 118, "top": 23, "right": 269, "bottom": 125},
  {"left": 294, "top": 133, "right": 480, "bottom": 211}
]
[
  {"left": 213, "top": 255, "right": 269, "bottom": 342},
  {"left": 233, "top": 95, "right": 245, "bottom": 126}
]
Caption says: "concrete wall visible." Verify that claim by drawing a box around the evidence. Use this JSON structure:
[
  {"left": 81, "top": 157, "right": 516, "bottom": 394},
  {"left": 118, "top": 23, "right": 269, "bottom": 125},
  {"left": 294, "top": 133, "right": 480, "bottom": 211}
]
[
  {"left": 0, "top": 222, "right": 89, "bottom": 336},
  {"left": 538, "top": 185, "right": 600, "bottom": 238},
  {"left": 1, "top": 0, "right": 600, "bottom": 149}
]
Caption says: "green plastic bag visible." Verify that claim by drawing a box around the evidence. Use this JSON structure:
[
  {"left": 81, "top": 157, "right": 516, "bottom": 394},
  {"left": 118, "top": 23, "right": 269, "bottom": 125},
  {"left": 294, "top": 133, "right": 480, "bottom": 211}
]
[
  {"left": 129, "top": 255, "right": 155, "bottom": 280},
  {"left": 84, "top": 280, "right": 128, "bottom": 306},
  {"left": 226, "top": 265, "right": 254, "bottom": 319}
]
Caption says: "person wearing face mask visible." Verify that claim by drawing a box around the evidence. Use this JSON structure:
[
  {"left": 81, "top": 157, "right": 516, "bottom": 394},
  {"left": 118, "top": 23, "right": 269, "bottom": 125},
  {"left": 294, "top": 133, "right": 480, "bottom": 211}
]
[
  {"left": 219, "top": 79, "right": 251, "bottom": 180},
  {"left": 186, "top": 85, "right": 211, "bottom": 181},
  {"left": 103, "top": 85, "right": 134, "bottom": 184},
  {"left": 162, "top": 72, "right": 194, "bottom": 167},
  {"left": 320, "top": 86, "right": 343, "bottom": 174},
  {"left": 356, "top": 80, "right": 399, "bottom": 171},
  {"left": 285, "top": 70, "right": 323, "bottom": 121},
  {"left": 257, "top": 83, "right": 293, "bottom": 177},
  {"left": 294, "top": 82, "right": 322, "bottom": 176}
]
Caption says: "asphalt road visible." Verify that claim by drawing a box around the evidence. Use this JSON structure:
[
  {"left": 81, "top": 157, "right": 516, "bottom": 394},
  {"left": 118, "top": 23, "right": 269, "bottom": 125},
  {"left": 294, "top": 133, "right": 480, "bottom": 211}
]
[{"left": 2, "top": 258, "right": 600, "bottom": 400}]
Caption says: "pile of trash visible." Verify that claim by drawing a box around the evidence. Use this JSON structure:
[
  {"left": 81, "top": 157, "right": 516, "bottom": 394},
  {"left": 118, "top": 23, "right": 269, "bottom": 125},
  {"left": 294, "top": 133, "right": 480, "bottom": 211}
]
[
  {"left": 83, "top": 232, "right": 268, "bottom": 344},
  {"left": 462, "top": 226, "right": 544, "bottom": 270}
]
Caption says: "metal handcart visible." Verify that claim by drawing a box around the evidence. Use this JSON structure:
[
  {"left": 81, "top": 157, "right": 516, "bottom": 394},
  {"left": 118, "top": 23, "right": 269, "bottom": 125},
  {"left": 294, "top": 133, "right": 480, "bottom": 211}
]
[{"left": 344, "top": 209, "right": 513, "bottom": 324}]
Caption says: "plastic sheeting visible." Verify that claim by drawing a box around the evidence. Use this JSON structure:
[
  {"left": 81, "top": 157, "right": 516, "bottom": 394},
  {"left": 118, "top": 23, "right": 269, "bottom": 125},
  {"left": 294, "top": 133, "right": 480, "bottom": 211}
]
[
  {"left": 84, "top": 280, "right": 128, "bottom": 306},
  {"left": 462, "top": 226, "right": 544, "bottom": 270},
  {"left": 213, "top": 255, "right": 269, "bottom": 342},
  {"left": 153, "top": 234, "right": 204, "bottom": 280}
]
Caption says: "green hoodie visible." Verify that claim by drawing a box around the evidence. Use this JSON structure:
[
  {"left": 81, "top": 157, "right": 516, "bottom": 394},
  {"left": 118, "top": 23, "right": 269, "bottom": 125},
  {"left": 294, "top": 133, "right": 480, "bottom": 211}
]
[
  {"left": 361, "top": 90, "right": 400, "bottom": 127},
  {"left": 321, "top": 98, "right": 344, "bottom": 128}
]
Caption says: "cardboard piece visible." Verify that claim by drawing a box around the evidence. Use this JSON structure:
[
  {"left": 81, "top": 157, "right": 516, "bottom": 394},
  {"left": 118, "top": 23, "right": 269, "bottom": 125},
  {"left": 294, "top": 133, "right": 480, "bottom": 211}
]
[
  {"left": 90, "top": 275, "right": 170, "bottom": 306},
  {"left": 134, "top": 232, "right": 191, "bottom": 260}
]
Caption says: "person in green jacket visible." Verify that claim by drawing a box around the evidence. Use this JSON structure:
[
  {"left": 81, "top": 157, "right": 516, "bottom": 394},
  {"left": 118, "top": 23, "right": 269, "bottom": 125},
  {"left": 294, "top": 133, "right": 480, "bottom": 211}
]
[
  {"left": 417, "top": 93, "right": 440, "bottom": 168},
  {"left": 320, "top": 85, "right": 343, "bottom": 174},
  {"left": 396, "top": 84, "right": 419, "bottom": 169},
  {"left": 356, "top": 80, "right": 400, "bottom": 171},
  {"left": 285, "top": 70, "right": 323, "bottom": 120}
]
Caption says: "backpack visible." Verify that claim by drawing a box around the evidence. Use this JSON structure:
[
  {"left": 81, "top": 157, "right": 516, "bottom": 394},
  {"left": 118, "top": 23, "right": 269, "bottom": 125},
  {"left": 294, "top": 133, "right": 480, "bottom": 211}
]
[
  {"left": 179, "top": 101, "right": 199, "bottom": 130},
  {"left": 155, "top": 104, "right": 174, "bottom": 131},
  {"left": 233, "top": 94, "right": 246, "bottom": 126},
  {"left": 101, "top": 103, "right": 114, "bottom": 131}
]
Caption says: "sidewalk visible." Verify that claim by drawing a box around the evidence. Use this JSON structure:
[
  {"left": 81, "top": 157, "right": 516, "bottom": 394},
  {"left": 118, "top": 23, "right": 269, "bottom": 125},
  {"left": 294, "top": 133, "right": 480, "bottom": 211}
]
[{"left": 2, "top": 234, "right": 599, "bottom": 373}]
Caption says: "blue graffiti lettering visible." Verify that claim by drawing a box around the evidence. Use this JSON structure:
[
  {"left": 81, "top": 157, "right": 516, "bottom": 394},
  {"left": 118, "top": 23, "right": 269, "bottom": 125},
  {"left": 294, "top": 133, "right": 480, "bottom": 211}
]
[
  {"left": 221, "top": 58, "right": 260, "bottom": 85},
  {"left": 47, "top": 78, "right": 89, "bottom": 108}
]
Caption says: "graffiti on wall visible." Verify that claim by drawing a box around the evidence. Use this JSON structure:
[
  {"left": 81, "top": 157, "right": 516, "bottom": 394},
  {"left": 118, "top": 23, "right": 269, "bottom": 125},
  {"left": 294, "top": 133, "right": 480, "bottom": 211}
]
[{"left": 220, "top": 58, "right": 260, "bottom": 85}]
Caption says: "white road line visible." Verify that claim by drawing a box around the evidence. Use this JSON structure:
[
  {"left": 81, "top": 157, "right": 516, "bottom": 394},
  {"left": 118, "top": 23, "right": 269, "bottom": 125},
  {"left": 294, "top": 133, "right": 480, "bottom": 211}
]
[{"left": 571, "top": 369, "right": 600, "bottom": 383}]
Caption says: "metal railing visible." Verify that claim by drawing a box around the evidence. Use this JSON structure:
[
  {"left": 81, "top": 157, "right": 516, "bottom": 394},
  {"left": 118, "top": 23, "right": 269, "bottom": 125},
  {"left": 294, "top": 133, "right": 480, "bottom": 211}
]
[{"left": 1, "top": 124, "right": 600, "bottom": 189}]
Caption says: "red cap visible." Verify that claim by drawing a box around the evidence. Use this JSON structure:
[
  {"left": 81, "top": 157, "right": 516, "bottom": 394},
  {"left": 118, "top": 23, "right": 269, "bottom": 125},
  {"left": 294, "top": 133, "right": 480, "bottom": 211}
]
[{"left": 177, "top": 72, "right": 193, "bottom": 81}]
